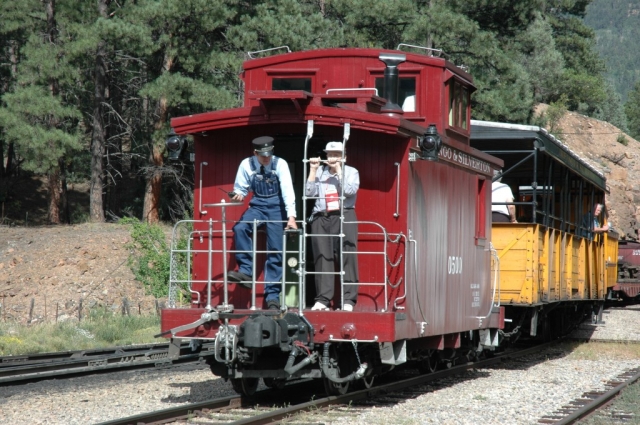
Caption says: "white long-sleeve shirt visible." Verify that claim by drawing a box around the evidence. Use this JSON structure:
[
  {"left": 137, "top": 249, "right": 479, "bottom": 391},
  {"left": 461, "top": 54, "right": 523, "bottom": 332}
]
[
  {"left": 305, "top": 164, "right": 359, "bottom": 214},
  {"left": 233, "top": 156, "right": 296, "bottom": 218}
]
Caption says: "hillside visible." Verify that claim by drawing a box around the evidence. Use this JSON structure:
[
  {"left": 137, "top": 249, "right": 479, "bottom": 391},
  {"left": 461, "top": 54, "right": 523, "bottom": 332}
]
[
  {"left": 539, "top": 105, "right": 640, "bottom": 239},
  {"left": 1, "top": 108, "right": 639, "bottom": 324}
]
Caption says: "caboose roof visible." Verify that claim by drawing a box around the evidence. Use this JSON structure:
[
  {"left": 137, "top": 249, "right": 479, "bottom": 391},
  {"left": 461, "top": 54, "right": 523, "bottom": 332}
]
[
  {"left": 470, "top": 120, "right": 606, "bottom": 191},
  {"left": 241, "top": 47, "right": 474, "bottom": 84}
]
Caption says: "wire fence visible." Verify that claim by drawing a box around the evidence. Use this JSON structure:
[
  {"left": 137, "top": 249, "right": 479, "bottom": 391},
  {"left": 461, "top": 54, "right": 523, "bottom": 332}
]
[{"left": 0, "top": 294, "right": 170, "bottom": 325}]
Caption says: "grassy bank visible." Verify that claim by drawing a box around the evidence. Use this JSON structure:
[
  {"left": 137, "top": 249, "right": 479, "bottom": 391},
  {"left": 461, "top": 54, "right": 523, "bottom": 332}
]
[{"left": 0, "top": 308, "right": 162, "bottom": 356}]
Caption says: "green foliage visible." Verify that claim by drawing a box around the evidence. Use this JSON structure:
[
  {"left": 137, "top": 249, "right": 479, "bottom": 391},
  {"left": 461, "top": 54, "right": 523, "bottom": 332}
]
[
  {"left": 617, "top": 134, "right": 629, "bottom": 146},
  {"left": 120, "top": 217, "right": 172, "bottom": 298},
  {"left": 405, "top": 2, "right": 535, "bottom": 122},
  {"left": 81, "top": 307, "right": 161, "bottom": 345},
  {"left": 545, "top": 9, "right": 611, "bottom": 117},
  {"left": 0, "top": 312, "right": 161, "bottom": 355},
  {"left": 545, "top": 96, "right": 569, "bottom": 135},
  {"left": 229, "top": 0, "right": 346, "bottom": 51},
  {"left": 514, "top": 16, "right": 564, "bottom": 103},
  {"left": 625, "top": 81, "right": 640, "bottom": 140},
  {"left": 584, "top": 0, "right": 640, "bottom": 103},
  {"left": 0, "top": 0, "right": 633, "bottom": 224},
  {"left": 594, "top": 82, "right": 628, "bottom": 133},
  {"left": 0, "top": 86, "right": 82, "bottom": 175}
]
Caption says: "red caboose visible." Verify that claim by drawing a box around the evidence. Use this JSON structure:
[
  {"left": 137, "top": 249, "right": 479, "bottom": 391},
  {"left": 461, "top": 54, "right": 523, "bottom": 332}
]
[{"left": 160, "top": 46, "right": 504, "bottom": 395}]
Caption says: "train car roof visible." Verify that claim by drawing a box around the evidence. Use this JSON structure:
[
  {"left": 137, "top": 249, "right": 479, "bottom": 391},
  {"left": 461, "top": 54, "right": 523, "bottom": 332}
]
[
  {"left": 242, "top": 47, "right": 474, "bottom": 86},
  {"left": 470, "top": 120, "right": 606, "bottom": 191}
]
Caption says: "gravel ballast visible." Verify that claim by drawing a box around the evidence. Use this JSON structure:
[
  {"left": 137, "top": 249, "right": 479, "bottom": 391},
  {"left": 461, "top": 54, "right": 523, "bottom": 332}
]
[{"left": 1, "top": 305, "right": 639, "bottom": 424}]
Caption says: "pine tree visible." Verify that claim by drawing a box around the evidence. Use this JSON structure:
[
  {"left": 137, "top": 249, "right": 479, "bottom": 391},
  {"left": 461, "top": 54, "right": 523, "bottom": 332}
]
[
  {"left": 625, "top": 81, "right": 640, "bottom": 140},
  {"left": 102, "top": 0, "right": 241, "bottom": 223},
  {"left": 0, "top": 0, "right": 82, "bottom": 224}
]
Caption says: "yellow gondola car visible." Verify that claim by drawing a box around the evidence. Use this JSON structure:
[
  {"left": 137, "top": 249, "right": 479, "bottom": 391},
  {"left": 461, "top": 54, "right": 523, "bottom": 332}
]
[{"left": 471, "top": 121, "right": 618, "bottom": 340}]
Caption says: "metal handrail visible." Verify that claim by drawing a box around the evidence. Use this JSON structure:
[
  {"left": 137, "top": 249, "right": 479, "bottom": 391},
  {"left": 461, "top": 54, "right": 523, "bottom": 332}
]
[
  {"left": 247, "top": 46, "right": 291, "bottom": 59},
  {"left": 167, "top": 218, "right": 405, "bottom": 313}
]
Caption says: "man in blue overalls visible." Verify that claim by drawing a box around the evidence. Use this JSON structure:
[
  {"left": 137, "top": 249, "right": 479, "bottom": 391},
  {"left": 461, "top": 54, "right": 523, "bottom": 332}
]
[{"left": 227, "top": 136, "right": 298, "bottom": 309}]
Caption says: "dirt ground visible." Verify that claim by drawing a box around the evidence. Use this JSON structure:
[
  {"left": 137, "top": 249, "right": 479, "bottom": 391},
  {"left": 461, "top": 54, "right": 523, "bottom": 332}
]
[
  {"left": 1, "top": 107, "right": 639, "bottom": 324},
  {"left": 0, "top": 223, "right": 159, "bottom": 323}
]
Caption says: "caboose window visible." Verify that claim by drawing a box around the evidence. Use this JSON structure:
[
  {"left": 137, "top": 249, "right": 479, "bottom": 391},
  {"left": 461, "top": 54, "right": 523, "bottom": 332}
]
[
  {"left": 375, "top": 77, "right": 416, "bottom": 112},
  {"left": 272, "top": 78, "right": 312, "bottom": 91},
  {"left": 448, "top": 81, "right": 469, "bottom": 130}
]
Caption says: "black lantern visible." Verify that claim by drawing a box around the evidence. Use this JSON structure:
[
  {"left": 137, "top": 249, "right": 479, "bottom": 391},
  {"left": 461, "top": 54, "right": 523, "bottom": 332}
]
[
  {"left": 165, "top": 129, "right": 187, "bottom": 162},
  {"left": 419, "top": 124, "right": 442, "bottom": 161}
]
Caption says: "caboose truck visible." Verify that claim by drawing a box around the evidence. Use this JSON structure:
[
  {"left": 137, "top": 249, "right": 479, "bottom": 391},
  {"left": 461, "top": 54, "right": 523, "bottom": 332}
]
[
  {"left": 470, "top": 121, "right": 619, "bottom": 341},
  {"left": 159, "top": 46, "right": 505, "bottom": 396}
]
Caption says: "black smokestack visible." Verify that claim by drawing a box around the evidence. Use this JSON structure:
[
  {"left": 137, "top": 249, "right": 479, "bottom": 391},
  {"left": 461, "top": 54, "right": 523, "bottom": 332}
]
[{"left": 379, "top": 52, "right": 406, "bottom": 114}]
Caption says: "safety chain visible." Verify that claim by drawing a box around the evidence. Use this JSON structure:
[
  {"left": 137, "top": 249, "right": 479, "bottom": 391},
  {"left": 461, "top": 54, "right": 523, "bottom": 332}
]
[
  {"left": 499, "top": 325, "right": 521, "bottom": 338},
  {"left": 352, "top": 340, "right": 362, "bottom": 367}
]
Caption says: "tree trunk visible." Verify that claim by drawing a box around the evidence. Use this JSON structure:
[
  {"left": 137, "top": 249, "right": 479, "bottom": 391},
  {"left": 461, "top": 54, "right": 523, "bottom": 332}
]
[
  {"left": 59, "top": 157, "right": 70, "bottom": 223},
  {"left": 141, "top": 53, "right": 173, "bottom": 224},
  {"left": 45, "top": 0, "right": 62, "bottom": 224},
  {"left": 47, "top": 169, "right": 61, "bottom": 224},
  {"left": 2, "top": 40, "right": 19, "bottom": 178},
  {"left": 105, "top": 103, "right": 122, "bottom": 216},
  {"left": 89, "top": 0, "right": 110, "bottom": 222},
  {"left": 142, "top": 143, "right": 164, "bottom": 223}
]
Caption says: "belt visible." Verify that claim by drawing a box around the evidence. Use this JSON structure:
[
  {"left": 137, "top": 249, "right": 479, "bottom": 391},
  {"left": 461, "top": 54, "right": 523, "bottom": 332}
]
[{"left": 317, "top": 209, "right": 353, "bottom": 217}]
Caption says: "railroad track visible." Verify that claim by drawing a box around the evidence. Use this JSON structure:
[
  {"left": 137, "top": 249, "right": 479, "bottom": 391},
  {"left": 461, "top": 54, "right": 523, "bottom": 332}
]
[
  {"left": 0, "top": 342, "right": 212, "bottom": 385},
  {"left": 538, "top": 367, "right": 640, "bottom": 424},
  {"left": 96, "top": 342, "right": 557, "bottom": 425}
]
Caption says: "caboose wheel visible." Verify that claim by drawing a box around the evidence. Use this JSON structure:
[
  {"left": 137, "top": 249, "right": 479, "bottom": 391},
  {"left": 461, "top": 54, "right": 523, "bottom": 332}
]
[
  {"left": 323, "top": 375, "right": 349, "bottom": 395},
  {"left": 361, "top": 374, "right": 375, "bottom": 389},
  {"left": 322, "top": 345, "right": 350, "bottom": 395},
  {"left": 417, "top": 350, "right": 438, "bottom": 374},
  {"left": 231, "top": 377, "right": 259, "bottom": 396},
  {"left": 263, "top": 377, "right": 286, "bottom": 390}
]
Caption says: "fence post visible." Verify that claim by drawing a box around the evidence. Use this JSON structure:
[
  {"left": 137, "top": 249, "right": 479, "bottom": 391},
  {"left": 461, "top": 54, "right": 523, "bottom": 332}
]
[
  {"left": 122, "top": 297, "right": 130, "bottom": 316},
  {"left": 28, "top": 298, "right": 35, "bottom": 324},
  {"left": 78, "top": 298, "right": 83, "bottom": 321}
]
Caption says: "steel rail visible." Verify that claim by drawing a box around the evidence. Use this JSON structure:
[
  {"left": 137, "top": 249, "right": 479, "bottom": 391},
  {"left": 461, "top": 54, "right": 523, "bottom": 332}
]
[
  {"left": 0, "top": 343, "right": 173, "bottom": 367},
  {"left": 539, "top": 367, "right": 640, "bottom": 424},
  {"left": 0, "top": 342, "right": 213, "bottom": 385},
  {"left": 97, "top": 341, "right": 559, "bottom": 425}
]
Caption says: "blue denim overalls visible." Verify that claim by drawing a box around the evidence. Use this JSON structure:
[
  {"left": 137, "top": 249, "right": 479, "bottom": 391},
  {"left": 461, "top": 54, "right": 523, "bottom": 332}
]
[{"left": 233, "top": 156, "right": 287, "bottom": 302}]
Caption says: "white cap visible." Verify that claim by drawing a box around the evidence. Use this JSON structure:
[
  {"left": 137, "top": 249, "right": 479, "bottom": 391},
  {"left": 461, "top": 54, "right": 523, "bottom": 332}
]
[{"left": 324, "top": 141, "right": 343, "bottom": 152}]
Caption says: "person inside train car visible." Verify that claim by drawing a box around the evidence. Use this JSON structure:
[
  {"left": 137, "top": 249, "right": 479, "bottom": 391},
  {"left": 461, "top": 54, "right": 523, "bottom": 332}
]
[
  {"left": 581, "top": 203, "right": 609, "bottom": 239},
  {"left": 226, "top": 136, "right": 298, "bottom": 310},
  {"left": 306, "top": 141, "right": 360, "bottom": 311},
  {"left": 491, "top": 170, "right": 517, "bottom": 223}
]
